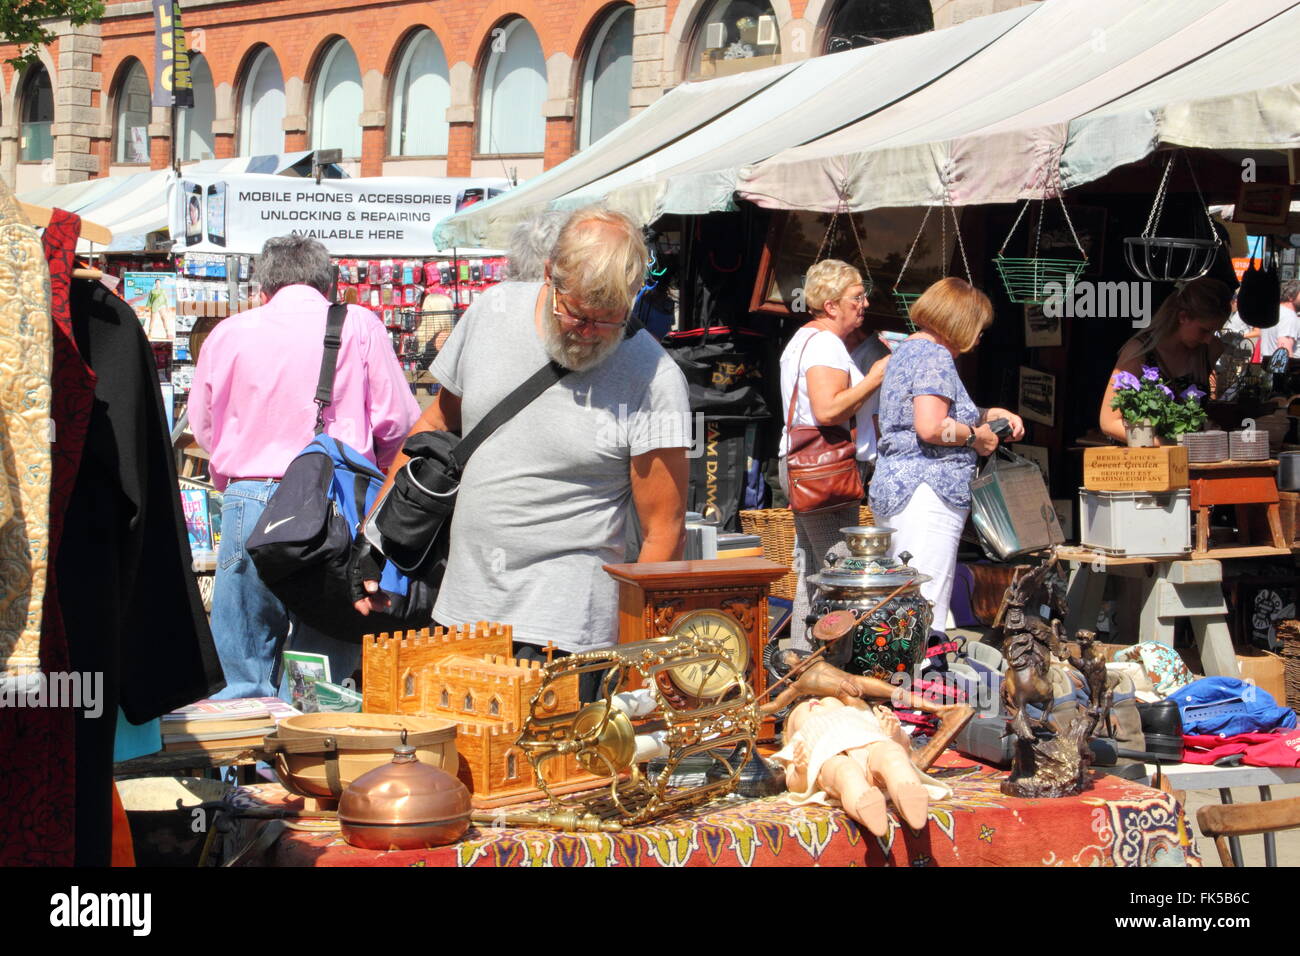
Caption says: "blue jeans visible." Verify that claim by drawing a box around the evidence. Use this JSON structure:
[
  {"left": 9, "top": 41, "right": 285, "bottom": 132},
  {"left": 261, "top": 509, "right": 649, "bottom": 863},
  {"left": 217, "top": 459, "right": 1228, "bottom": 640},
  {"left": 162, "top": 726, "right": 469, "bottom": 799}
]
[
  {"left": 211, "top": 480, "right": 364, "bottom": 702},
  {"left": 210, "top": 481, "right": 290, "bottom": 699}
]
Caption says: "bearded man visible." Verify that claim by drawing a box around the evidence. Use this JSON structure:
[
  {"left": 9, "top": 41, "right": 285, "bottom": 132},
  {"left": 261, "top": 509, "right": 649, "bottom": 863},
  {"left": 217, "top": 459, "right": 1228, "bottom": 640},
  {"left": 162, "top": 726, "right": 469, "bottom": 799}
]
[{"left": 354, "top": 208, "right": 689, "bottom": 678}]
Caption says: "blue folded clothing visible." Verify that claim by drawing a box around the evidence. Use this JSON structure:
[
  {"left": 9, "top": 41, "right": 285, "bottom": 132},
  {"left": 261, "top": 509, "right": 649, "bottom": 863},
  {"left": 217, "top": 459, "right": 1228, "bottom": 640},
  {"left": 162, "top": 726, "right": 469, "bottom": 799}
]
[{"left": 1174, "top": 676, "right": 1297, "bottom": 737}]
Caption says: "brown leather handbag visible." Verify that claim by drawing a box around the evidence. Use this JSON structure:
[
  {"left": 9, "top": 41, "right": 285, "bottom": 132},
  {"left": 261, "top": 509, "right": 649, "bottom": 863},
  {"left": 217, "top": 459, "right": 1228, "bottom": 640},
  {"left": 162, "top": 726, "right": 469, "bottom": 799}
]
[{"left": 784, "top": 331, "right": 864, "bottom": 514}]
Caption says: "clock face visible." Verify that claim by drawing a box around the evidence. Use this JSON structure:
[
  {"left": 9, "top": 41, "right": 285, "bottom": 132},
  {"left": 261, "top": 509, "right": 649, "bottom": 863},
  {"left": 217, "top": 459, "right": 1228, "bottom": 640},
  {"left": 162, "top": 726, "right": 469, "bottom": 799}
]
[{"left": 665, "top": 609, "right": 749, "bottom": 698}]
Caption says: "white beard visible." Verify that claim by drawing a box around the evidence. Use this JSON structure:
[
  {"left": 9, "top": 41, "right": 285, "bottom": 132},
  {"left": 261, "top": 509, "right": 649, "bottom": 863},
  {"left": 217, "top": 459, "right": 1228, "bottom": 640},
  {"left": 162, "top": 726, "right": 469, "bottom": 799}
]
[{"left": 541, "top": 314, "right": 623, "bottom": 372}]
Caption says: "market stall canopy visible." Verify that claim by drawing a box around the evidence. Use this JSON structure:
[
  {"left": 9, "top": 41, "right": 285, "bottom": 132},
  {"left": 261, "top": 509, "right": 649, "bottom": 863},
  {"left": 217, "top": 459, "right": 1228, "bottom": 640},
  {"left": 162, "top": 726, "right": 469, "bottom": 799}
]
[
  {"left": 16, "top": 154, "right": 350, "bottom": 252},
  {"left": 437, "top": 0, "right": 1300, "bottom": 244}
]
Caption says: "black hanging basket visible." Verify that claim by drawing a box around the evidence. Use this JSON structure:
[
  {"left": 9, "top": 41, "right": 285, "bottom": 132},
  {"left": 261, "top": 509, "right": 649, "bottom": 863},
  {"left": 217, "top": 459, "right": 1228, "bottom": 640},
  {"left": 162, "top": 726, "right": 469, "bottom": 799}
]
[{"left": 1123, "top": 150, "right": 1222, "bottom": 282}]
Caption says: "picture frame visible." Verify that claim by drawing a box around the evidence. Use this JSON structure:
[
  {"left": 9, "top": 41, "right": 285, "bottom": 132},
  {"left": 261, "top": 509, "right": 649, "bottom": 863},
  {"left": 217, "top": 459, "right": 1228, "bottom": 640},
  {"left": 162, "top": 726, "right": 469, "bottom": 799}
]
[
  {"left": 1018, "top": 366, "right": 1056, "bottom": 427},
  {"left": 1023, "top": 303, "right": 1062, "bottom": 348},
  {"left": 767, "top": 596, "right": 794, "bottom": 639},
  {"left": 1233, "top": 182, "right": 1293, "bottom": 226},
  {"left": 1016, "top": 444, "right": 1051, "bottom": 486}
]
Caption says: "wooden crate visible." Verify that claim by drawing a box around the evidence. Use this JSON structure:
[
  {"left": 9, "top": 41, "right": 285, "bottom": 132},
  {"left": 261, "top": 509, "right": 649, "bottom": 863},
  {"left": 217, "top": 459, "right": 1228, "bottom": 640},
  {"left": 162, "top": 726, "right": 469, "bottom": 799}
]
[{"left": 1083, "top": 446, "right": 1189, "bottom": 492}]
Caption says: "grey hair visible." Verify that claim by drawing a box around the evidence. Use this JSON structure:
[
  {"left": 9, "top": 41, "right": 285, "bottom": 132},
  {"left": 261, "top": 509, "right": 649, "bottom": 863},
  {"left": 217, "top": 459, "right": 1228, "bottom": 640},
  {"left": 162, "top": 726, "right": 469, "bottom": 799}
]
[
  {"left": 1281, "top": 278, "right": 1300, "bottom": 303},
  {"left": 548, "top": 207, "right": 648, "bottom": 314},
  {"left": 505, "top": 210, "right": 568, "bottom": 282},
  {"left": 256, "top": 235, "right": 335, "bottom": 297}
]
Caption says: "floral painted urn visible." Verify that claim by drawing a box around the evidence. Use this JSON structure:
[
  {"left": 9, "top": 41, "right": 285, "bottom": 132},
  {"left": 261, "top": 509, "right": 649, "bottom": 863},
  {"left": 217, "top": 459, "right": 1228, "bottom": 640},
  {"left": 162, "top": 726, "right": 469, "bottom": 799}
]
[{"left": 806, "top": 526, "right": 934, "bottom": 680}]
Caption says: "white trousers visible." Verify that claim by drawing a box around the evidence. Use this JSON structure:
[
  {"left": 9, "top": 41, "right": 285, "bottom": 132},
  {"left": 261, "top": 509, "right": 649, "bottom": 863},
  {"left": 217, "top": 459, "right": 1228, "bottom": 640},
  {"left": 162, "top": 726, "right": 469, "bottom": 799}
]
[{"left": 883, "top": 482, "right": 968, "bottom": 638}]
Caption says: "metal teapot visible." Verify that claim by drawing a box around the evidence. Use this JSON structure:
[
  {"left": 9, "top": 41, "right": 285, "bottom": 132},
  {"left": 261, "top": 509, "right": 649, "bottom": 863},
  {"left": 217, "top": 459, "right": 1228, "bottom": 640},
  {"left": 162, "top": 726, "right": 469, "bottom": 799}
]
[{"left": 806, "top": 526, "right": 934, "bottom": 680}]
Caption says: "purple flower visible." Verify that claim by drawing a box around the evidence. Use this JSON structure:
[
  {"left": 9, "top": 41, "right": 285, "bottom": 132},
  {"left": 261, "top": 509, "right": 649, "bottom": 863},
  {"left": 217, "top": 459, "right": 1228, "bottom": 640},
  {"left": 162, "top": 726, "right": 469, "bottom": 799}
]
[
  {"left": 1158, "top": 384, "right": 1174, "bottom": 399},
  {"left": 1180, "top": 385, "right": 1206, "bottom": 402},
  {"left": 1112, "top": 371, "right": 1141, "bottom": 391},
  {"left": 1141, "top": 365, "right": 1162, "bottom": 382}
]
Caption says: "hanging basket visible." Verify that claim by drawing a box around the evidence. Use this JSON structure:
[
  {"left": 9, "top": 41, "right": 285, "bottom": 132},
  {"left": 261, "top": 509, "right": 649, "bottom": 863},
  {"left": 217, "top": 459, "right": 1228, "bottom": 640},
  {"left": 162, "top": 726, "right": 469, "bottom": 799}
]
[
  {"left": 1124, "top": 150, "right": 1222, "bottom": 283},
  {"left": 891, "top": 203, "right": 972, "bottom": 326},
  {"left": 994, "top": 195, "right": 1089, "bottom": 305},
  {"left": 993, "top": 255, "right": 1087, "bottom": 304},
  {"left": 891, "top": 291, "right": 923, "bottom": 316}
]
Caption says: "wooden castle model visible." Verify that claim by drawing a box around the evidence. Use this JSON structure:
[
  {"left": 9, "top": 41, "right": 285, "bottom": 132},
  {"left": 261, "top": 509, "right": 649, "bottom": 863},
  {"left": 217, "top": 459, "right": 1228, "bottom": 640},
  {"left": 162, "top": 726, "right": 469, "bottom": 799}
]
[{"left": 363, "top": 621, "right": 598, "bottom": 808}]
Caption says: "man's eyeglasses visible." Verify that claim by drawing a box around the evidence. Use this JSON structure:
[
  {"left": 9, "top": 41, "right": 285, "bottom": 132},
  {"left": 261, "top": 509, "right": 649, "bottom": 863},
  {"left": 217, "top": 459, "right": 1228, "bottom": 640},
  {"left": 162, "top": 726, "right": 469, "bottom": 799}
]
[{"left": 552, "top": 288, "right": 626, "bottom": 330}]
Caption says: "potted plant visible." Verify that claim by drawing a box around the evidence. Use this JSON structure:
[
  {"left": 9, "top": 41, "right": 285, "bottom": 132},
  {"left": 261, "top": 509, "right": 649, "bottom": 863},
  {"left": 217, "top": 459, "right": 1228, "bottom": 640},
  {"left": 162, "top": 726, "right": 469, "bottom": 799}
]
[
  {"left": 1110, "top": 367, "right": 1171, "bottom": 447},
  {"left": 1162, "top": 384, "right": 1209, "bottom": 441}
]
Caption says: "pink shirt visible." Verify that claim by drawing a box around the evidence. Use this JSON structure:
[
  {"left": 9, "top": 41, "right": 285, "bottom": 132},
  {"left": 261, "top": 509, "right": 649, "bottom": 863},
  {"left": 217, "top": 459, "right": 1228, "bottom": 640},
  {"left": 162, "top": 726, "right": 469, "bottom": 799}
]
[{"left": 190, "top": 285, "right": 420, "bottom": 490}]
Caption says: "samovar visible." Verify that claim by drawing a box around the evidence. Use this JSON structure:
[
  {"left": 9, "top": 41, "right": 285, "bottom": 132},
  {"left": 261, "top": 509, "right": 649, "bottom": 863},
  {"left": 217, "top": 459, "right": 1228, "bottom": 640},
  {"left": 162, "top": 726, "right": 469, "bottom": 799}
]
[{"left": 806, "top": 526, "right": 934, "bottom": 679}]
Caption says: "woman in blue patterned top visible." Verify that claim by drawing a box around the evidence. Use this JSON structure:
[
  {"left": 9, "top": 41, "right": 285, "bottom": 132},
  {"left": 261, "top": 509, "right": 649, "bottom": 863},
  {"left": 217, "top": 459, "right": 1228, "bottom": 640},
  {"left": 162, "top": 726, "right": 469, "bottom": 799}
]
[{"left": 870, "top": 278, "right": 1023, "bottom": 639}]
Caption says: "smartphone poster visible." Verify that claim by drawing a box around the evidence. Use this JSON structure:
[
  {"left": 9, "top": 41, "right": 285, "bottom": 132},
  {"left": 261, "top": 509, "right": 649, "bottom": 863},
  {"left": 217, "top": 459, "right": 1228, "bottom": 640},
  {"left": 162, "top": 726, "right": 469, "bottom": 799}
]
[
  {"left": 206, "top": 182, "right": 227, "bottom": 247},
  {"left": 184, "top": 182, "right": 204, "bottom": 245}
]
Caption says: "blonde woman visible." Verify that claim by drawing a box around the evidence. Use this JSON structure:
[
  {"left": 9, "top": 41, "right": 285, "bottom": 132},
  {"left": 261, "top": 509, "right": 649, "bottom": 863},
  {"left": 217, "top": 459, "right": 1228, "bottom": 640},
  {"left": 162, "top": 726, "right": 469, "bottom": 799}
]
[
  {"left": 780, "top": 259, "right": 890, "bottom": 651},
  {"left": 1098, "top": 276, "right": 1233, "bottom": 444},
  {"left": 870, "top": 278, "right": 1023, "bottom": 641}
]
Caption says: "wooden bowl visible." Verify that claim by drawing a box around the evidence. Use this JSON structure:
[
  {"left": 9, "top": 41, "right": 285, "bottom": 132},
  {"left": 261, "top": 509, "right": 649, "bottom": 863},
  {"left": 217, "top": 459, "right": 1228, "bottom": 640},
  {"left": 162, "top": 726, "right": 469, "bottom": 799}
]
[{"left": 267, "top": 713, "right": 458, "bottom": 803}]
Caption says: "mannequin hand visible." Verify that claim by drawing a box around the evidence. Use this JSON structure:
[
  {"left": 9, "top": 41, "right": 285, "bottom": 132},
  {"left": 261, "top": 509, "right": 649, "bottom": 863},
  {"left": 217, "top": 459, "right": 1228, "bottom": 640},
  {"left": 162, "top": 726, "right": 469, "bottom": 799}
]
[{"left": 349, "top": 535, "right": 390, "bottom": 616}]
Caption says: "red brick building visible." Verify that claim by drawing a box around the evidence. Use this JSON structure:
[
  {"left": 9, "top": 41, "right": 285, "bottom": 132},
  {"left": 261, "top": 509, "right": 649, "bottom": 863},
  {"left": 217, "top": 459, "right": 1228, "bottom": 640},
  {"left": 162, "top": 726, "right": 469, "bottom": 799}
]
[{"left": 1, "top": 0, "right": 1035, "bottom": 192}]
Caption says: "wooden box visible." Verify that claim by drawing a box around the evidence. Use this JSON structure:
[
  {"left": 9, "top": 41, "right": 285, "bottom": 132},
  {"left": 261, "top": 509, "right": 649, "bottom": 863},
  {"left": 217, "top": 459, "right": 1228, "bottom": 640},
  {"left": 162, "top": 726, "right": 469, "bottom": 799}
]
[
  {"left": 1236, "top": 648, "right": 1287, "bottom": 705},
  {"left": 1083, "top": 446, "right": 1189, "bottom": 492}
]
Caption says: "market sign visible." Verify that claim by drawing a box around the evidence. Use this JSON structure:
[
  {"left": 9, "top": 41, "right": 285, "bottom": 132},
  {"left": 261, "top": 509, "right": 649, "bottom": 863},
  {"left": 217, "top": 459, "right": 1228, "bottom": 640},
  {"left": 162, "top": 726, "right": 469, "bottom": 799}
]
[
  {"left": 152, "top": 0, "right": 193, "bottom": 108},
  {"left": 168, "top": 173, "right": 510, "bottom": 255}
]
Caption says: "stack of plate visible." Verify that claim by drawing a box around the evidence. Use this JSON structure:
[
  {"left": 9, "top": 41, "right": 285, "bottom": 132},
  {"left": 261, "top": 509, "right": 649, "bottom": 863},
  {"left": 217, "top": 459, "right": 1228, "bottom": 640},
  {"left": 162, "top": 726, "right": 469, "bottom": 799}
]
[
  {"left": 1181, "top": 430, "right": 1228, "bottom": 463},
  {"left": 1229, "top": 429, "right": 1271, "bottom": 461}
]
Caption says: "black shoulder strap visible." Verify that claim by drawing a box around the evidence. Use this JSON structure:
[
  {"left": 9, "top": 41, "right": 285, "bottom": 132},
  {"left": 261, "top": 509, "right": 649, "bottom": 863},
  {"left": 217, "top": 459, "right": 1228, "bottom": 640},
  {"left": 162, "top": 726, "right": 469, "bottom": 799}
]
[
  {"left": 446, "top": 317, "right": 639, "bottom": 472},
  {"left": 314, "top": 302, "right": 347, "bottom": 434},
  {"left": 450, "top": 360, "right": 569, "bottom": 472}
]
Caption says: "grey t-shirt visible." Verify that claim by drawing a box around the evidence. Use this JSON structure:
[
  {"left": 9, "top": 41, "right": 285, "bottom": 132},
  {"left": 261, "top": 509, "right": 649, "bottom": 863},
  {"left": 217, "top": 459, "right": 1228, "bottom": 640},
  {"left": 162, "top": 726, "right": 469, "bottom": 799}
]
[{"left": 430, "top": 281, "right": 691, "bottom": 652}]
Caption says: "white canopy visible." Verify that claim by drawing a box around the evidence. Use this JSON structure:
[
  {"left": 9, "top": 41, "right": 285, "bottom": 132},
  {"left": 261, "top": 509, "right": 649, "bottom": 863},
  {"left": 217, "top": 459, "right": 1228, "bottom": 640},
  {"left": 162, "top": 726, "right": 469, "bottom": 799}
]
[
  {"left": 17, "top": 153, "right": 349, "bottom": 252},
  {"left": 436, "top": 0, "right": 1300, "bottom": 246}
]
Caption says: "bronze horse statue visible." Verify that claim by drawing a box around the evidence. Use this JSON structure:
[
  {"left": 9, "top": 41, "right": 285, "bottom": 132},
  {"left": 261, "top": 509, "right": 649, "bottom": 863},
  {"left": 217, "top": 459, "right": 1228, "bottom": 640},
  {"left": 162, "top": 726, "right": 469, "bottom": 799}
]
[{"left": 997, "top": 562, "right": 1065, "bottom": 742}]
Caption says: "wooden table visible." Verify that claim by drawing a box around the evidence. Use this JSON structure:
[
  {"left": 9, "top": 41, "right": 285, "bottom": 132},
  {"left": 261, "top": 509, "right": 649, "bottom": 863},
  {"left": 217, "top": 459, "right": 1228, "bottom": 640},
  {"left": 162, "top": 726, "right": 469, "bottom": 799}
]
[
  {"left": 1188, "top": 459, "right": 1289, "bottom": 556},
  {"left": 1145, "top": 761, "right": 1300, "bottom": 867},
  {"left": 114, "top": 745, "right": 266, "bottom": 785},
  {"left": 1056, "top": 547, "right": 1239, "bottom": 678},
  {"left": 224, "top": 756, "right": 1201, "bottom": 867}
]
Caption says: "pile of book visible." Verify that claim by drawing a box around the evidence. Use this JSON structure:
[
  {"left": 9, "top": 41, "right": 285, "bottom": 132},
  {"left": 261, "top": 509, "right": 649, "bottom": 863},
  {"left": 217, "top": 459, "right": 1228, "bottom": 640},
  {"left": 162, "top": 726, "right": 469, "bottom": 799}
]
[{"left": 161, "top": 697, "right": 300, "bottom": 752}]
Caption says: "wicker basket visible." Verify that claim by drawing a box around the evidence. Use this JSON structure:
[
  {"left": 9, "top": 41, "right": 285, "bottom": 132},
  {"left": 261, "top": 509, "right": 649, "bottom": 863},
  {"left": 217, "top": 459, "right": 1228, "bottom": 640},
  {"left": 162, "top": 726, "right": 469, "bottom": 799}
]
[
  {"left": 1279, "top": 619, "right": 1300, "bottom": 713},
  {"left": 740, "top": 504, "right": 875, "bottom": 601}
]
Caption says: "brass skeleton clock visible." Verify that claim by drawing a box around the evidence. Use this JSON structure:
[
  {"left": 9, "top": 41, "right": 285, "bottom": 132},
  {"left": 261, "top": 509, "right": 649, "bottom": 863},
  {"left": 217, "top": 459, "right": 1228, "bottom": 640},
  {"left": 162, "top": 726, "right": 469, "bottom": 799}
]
[{"left": 602, "top": 558, "right": 787, "bottom": 739}]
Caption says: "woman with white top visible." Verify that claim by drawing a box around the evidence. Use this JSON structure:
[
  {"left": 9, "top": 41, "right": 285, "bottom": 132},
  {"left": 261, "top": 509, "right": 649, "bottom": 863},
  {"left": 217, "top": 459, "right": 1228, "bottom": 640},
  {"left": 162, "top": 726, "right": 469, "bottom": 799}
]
[{"left": 779, "top": 259, "right": 889, "bottom": 649}]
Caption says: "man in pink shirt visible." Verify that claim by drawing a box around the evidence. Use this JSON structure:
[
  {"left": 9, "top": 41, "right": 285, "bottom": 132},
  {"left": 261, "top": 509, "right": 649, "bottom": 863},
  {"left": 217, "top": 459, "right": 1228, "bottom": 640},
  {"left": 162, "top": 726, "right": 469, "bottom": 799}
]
[{"left": 191, "top": 236, "right": 419, "bottom": 698}]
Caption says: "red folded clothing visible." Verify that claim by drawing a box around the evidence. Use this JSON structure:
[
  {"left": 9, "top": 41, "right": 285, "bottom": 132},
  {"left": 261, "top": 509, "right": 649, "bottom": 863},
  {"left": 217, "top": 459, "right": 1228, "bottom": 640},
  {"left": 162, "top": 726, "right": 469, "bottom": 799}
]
[{"left": 1182, "top": 730, "right": 1300, "bottom": 767}]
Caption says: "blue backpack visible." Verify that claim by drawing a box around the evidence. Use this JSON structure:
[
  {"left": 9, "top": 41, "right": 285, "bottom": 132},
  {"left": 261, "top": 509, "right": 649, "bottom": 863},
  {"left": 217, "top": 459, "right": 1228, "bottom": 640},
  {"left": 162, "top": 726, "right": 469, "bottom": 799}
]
[{"left": 246, "top": 304, "right": 438, "bottom": 642}]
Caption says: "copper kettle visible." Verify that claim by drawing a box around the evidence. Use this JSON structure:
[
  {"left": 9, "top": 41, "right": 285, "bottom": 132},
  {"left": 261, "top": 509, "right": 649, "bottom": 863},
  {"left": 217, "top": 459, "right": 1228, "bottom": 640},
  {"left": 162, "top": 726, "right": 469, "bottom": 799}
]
[{"left": 338, "top": 745, "right": 472, "bottom": 850}]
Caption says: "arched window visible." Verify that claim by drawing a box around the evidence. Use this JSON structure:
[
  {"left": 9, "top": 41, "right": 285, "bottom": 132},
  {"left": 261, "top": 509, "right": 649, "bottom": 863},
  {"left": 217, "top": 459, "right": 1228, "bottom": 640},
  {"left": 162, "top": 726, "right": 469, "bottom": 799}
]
[
  {"left": 390, "top": 29, "right": 450, "bottom": 156},
  {"left": 19, "top": 65, "right": 54, "bottom": 162},
  {"left": 579, "top": 6, "right": 633, "bottom": 149},
  {"left": 687, "top": 0, "right": 781, "bottom": 80},
  {"left": 178, "top": 53, "right": 216, "bottom": 161},
  {"left": 478, "top": 19, "right": 546, "bottom": 155},
  {"left": 114, "top": 60, "right": 152, "bottom": 164},
  {"left": 824, "top": 0, "right": 933, "bottom": 53},
  {"left": 238, "top": 47, "right": 285, "bottom": 157},
  {"left": 311, "top": 39, "right": 363, "bottom": 159}
]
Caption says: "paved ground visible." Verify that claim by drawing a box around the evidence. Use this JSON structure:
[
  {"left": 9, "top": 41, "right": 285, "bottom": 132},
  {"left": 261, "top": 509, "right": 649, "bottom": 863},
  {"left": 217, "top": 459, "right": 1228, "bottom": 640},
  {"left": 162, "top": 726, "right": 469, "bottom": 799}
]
[{"left": 1180, "top": 782, "right": 1300, "bottom": 866}]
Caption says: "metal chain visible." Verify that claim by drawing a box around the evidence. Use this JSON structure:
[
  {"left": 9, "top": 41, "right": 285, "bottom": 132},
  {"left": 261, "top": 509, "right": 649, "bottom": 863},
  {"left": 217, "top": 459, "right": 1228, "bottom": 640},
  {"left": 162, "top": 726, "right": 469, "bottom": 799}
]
[
  {"left": 1143, "top": 151, "right": 1177, "bottom": 238},
  {"left": 940, "top": 203, "right": 948, "bottom": 278},
  {"left": 893, "top": 205, "right": 933, "bottom": 291},
  {"left": 951, "top": 204, "right": 973, "bottom": 282},
  {"left": 998, "top": 199, "right": 1032, "bottom": 257},
  {"left": 814, "top": 184, "right": 874, "bottom": 292},
  {"left": 1182, "top": 150, "right": 1222, "bottom": 241},
  {"left": 1056, "top": 194, "right": 1088, "bottom": 260}
]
